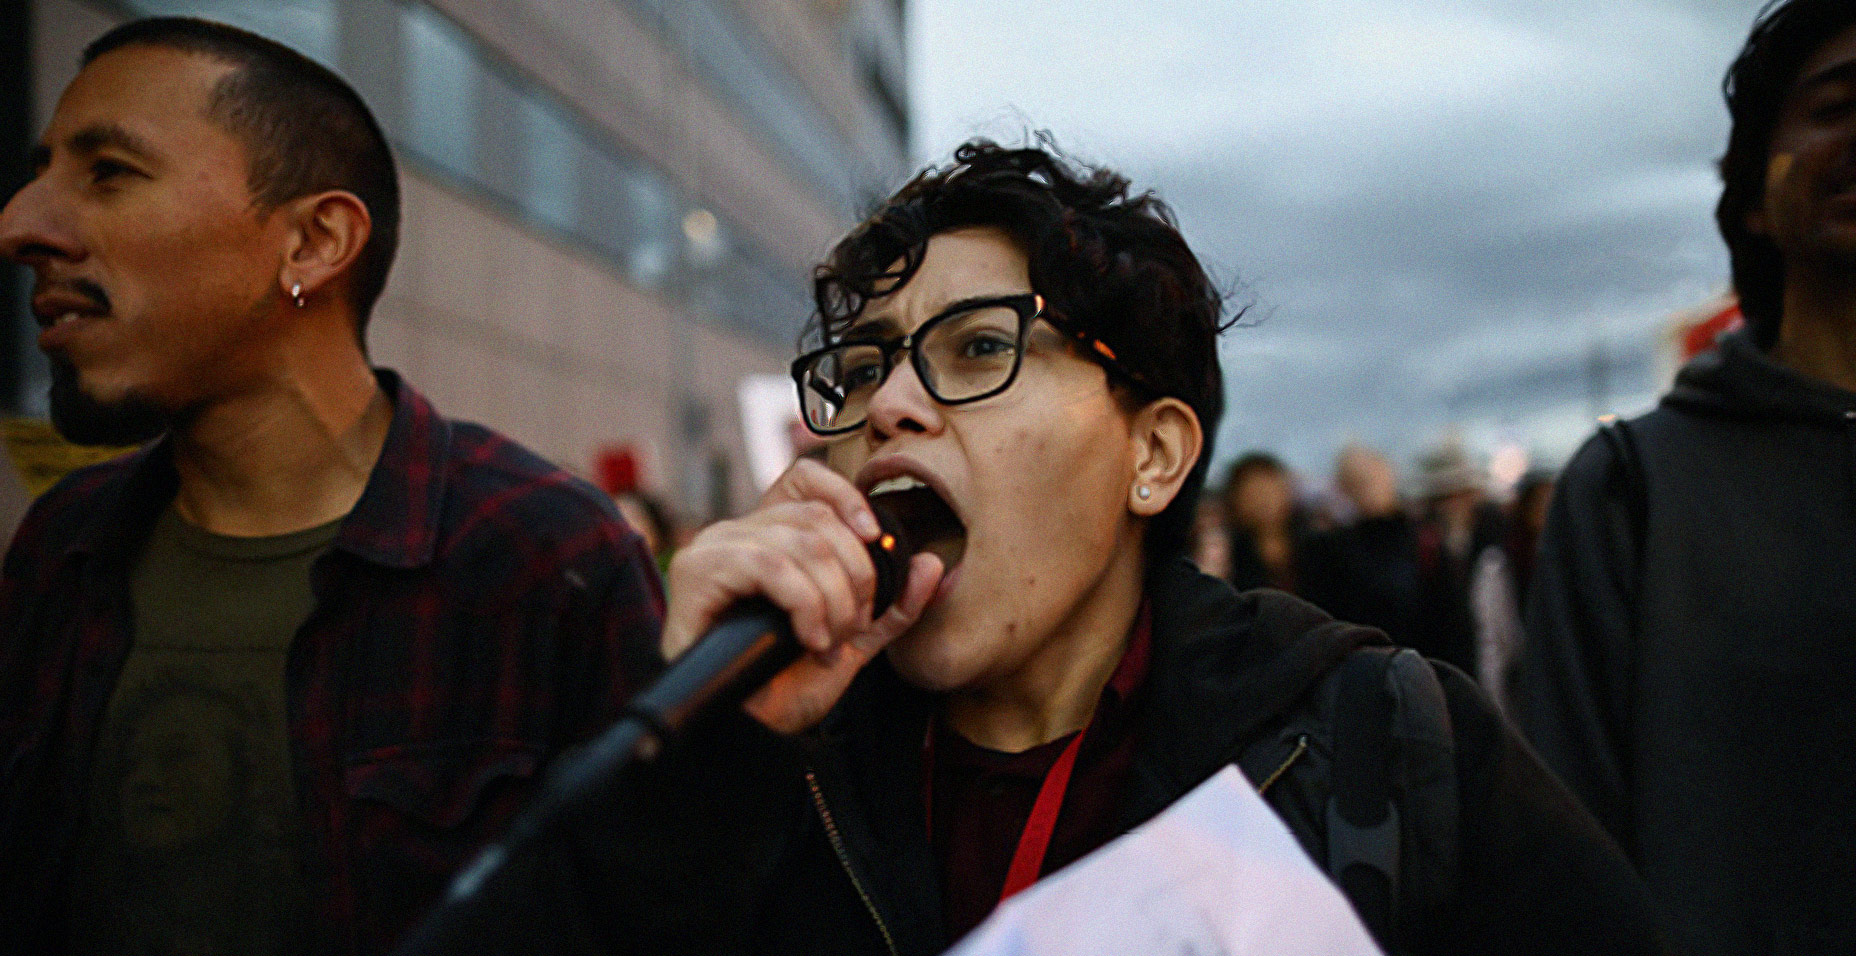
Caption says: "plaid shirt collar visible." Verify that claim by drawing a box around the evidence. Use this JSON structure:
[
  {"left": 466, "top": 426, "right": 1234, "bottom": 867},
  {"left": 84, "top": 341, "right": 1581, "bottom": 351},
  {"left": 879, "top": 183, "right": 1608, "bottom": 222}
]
[{"left": 59, "top": 369, "right": 452, "bottom": 570}]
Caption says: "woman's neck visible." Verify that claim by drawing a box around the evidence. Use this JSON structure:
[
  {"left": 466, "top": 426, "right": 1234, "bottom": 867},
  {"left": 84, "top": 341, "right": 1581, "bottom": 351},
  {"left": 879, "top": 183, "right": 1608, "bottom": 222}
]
[{"left": 940, "top": 535, "right": 1146, "bottom": 754}]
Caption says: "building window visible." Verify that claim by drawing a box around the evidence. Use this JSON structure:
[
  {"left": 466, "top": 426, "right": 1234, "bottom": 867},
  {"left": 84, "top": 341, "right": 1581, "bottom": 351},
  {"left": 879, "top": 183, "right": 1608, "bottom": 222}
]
[
  {"left": 99, "top": 0, "right": 817, "bottom": 347},
  {"left": 402, "top": 3, "right": 477, "bottom": 182}
]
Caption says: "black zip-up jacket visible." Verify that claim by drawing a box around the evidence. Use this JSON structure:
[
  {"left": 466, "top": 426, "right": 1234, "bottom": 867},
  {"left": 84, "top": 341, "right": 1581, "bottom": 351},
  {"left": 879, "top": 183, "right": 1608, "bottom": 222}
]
[
  {"left": 1517, "top": 331, "right": 1856, "bottom": 956},
  {"left": 405, "top": 559, "right": 1664, "bottom": 956}
]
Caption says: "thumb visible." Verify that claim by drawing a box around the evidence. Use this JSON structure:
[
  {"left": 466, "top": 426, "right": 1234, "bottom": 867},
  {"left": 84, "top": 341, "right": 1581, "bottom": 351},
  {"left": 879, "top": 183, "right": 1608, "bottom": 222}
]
[{"left": 848, "top": 552, "right": 944, "bottom": 655}]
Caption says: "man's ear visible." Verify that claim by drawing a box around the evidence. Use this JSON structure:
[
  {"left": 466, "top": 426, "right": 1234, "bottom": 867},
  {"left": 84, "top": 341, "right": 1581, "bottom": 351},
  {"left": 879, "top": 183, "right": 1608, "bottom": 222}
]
[
  {"left": 277, "top": 189, "right": 372, "bottom": 307},
  {"left": 1128, "top": 397, "right": 1203, "bottom": 516}
]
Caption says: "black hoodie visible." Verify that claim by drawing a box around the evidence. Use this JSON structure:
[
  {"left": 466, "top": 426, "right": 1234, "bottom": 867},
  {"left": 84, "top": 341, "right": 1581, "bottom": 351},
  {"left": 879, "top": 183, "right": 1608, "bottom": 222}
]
[
  {"left": 404, "top": 559, "right": 1662, "bottom": 956},
  {"left": 1518, "top": 330, "right": 1856, "bottom": 956}
]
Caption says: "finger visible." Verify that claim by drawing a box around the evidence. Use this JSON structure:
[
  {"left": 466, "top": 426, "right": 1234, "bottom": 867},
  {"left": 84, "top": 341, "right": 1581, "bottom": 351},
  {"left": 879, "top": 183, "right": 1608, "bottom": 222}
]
[
  {"left": 780, "top": 499, "right": 882, "bottom": 623},
  {"left": 762, "top": 458, "right": 880, "bottom": 541},
  {"left": 664, "top": 539, "right": 835, "bottom": 655},
  {"left": 753, "top": 549, "right": 838, "bottom": 653},
  {"left": 660, "top": 543, "right": 751, "bottom": 659},
  {"left": 736, "top": 500, "right": 876, "bottom": 640},
  {"left": 770, "top": 517, "right": 867, "bottom": 645},
  {"left": 743, "top": 639, "right": 873, "bottom": 734},
  {"left": 743, "top": 555, "right": 944, "bottom": 735},
  {"left": 849, "top": 552, "right": 943, "bottom": 654}
]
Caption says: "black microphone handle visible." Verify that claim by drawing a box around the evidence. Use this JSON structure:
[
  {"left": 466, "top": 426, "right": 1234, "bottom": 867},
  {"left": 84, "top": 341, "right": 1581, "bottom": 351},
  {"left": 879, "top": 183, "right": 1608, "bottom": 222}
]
[
  {"left": 498, "top": 502, "right": 912, "bottom": 838},
  {"left": 626, "top": 492, "right": 913, "bottom": 739},
  {"left": 404, "top": 503, "right": 920, "bottom": 951},
  {"left": 625, "top": 596, "right": 800, "bottom": 737}
]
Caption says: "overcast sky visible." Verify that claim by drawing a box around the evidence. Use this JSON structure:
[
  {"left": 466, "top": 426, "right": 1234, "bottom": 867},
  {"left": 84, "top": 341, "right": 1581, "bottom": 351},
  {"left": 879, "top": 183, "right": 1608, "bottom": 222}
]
[{"left": 906, "top": 0, "right": 1770, "bottom": 487}]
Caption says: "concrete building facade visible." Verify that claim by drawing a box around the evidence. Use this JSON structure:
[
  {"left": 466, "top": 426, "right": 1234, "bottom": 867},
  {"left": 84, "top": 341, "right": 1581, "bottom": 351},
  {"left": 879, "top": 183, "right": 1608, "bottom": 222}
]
[{"left": 4, "top": 0, "right": 910, "bottom": 522}]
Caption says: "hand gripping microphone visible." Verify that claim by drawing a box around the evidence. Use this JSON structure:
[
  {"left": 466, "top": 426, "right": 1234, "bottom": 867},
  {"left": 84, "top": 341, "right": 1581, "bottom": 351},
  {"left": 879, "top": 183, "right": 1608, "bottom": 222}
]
[
  {"left": 620, "top": 492, "right": 925, "bottom": 741},
  {"left": 414, "top": 492, "right": 940, "bottom": 935}
]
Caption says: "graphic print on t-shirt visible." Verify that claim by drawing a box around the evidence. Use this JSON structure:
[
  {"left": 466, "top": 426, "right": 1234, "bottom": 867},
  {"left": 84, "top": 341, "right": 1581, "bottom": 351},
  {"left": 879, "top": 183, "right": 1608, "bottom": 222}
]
[
  {"left": 74, "top": 669, "right": 307, "bottom": 956},
  {"left": 69, "top": 508, "right": 339, "bottom": 956}
]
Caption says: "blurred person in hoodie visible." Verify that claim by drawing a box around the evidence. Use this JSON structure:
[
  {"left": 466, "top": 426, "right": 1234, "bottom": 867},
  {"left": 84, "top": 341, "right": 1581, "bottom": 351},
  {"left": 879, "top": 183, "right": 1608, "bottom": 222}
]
[{"left": 1517, "top": 2, "right": 1856, "bottom": 953}]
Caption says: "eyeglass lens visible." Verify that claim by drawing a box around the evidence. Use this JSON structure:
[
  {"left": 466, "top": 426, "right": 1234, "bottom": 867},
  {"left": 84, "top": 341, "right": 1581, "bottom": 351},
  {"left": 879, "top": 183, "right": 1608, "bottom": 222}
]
[{"left": 800, "top": 303, "right": 1026, "bottom": 432}]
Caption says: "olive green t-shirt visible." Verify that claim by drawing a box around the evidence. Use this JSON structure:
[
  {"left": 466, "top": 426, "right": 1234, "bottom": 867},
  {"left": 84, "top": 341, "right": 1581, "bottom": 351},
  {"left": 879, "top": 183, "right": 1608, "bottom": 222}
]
[{"left": 69, "top": 506, "right": 341, "bottom": 956}]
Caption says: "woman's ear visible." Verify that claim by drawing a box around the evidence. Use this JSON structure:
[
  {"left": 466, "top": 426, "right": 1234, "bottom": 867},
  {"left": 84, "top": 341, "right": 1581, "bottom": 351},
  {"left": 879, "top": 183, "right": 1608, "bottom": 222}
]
[{"left": 1128, "top": 397, "right": 1202, "bottom": 516}]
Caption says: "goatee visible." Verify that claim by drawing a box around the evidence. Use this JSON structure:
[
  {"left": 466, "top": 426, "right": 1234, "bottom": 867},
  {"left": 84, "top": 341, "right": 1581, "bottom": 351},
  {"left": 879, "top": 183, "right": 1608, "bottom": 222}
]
[{"left": 47, "top": 358, "right": 169, "bottom": 447}]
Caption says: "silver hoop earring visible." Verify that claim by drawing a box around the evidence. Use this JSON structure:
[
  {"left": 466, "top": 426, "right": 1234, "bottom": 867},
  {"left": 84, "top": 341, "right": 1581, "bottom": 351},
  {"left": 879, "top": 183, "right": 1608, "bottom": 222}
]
[
  {"left": 290, "top": 283, "right": 306, "bottom": 309},
  {"left": 1136, "top": 485, "right": 1152, "bottom": 501}
]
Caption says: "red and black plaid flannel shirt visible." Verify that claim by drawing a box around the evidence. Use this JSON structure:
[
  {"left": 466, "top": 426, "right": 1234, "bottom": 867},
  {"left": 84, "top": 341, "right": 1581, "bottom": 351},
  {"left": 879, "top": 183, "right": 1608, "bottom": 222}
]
[{"left": 0, "top": 371, "right": 665, "bottom": 955}]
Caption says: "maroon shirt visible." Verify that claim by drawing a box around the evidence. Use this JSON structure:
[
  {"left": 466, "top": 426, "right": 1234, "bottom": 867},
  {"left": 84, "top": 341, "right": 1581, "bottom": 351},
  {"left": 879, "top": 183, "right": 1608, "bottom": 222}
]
[
  {"left": 928, "top": 604, "right": 1153, "bottom": 940},
  {"left": 0, "top": 371, "right": 665, "bottom": 955}
]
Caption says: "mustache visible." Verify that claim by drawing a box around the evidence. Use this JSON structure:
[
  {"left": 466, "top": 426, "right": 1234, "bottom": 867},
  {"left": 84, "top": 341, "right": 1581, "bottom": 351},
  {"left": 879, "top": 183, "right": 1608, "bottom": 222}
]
[{"left": 36, "top": 277, "right": 112, "bottom": 314}]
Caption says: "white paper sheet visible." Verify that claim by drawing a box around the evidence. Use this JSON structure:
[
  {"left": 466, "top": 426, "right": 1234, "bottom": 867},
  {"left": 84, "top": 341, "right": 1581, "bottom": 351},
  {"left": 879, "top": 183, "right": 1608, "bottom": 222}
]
[{"left": 946, "top": 765, "right": 1385, "bottom": 956}]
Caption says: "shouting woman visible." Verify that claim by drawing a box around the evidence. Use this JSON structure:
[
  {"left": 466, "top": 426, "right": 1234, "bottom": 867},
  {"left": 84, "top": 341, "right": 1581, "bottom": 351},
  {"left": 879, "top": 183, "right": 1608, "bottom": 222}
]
[{"left": 408, "top": 142, "right": 1666, "bottom": 956}]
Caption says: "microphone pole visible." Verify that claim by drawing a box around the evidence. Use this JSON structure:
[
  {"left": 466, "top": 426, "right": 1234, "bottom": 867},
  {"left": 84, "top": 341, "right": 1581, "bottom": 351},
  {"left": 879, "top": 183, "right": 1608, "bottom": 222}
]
[{"left": 405, "top": 496, "right": 922, "bottom": 945}]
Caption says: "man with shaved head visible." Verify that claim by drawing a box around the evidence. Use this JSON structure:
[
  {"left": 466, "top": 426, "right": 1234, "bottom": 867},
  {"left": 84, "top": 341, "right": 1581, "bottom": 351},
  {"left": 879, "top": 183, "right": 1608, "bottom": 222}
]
[{"left": 0, "top": 18, "right": 662, "bottom": 955}]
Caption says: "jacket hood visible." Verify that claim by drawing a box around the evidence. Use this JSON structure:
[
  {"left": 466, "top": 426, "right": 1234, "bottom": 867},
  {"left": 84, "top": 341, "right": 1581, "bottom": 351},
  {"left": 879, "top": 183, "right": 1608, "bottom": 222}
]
[
  {"left": 1665, "top": 329, "right": 1856, "bottom": 424},
  {"left": 1126, "top": 557, "right": 1385, "bottom": 817}
]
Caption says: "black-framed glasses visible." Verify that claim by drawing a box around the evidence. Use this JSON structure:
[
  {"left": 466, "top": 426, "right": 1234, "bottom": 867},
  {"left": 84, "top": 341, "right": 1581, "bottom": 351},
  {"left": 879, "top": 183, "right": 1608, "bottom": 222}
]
[{"left": 791, "top": 292, "right": 1144, "bottom": 436}]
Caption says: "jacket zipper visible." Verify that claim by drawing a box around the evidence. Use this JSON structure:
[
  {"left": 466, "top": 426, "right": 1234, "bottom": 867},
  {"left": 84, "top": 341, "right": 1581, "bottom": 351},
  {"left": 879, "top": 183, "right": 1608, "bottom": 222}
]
[
  {"left": 806, "top": 768, "right": 902, "bottom": 956},
  {"left": 1256, "top": 733, "right": 1310, "bottom": 795}
]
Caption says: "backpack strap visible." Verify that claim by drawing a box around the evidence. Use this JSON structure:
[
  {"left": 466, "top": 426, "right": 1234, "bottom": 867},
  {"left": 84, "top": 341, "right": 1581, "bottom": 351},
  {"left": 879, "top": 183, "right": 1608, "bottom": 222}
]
[
  {"left": 1596, "top": 418, "right": 1649, "bottom": 567},
  {"left": 1327, "top": 646, "right": 1459, "bottom": 954},
  {"left": 1327, "top": 647, "right": 1401, "bottom": 943}
]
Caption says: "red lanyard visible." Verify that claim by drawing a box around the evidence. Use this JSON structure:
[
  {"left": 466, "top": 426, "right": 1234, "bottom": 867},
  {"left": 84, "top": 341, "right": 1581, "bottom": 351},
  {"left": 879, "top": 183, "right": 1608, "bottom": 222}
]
[{"left": 924, "top": 722, "right": 1089, "bottom": 904}]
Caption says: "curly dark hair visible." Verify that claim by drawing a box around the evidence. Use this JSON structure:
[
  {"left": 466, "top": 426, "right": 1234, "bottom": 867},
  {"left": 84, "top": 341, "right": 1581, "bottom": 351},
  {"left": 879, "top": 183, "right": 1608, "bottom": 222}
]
[
  {"left": 1717, "top": 0, "right": 1856, "bottom": 347},
  {"left": 811, "top": 138, "right": 1233, "bottom": 559}
]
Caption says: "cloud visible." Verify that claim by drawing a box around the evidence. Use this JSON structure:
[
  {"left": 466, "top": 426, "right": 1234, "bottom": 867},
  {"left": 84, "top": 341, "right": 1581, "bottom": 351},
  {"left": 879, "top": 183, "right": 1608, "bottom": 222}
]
[{"left": 909, "top": 0, "right": 1769, "bottom": 474}]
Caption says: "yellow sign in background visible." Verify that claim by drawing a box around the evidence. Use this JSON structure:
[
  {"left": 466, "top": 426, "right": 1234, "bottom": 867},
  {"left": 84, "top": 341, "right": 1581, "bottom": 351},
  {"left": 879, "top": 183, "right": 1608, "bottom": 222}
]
[{"left": 3, "top": 418, "right": 136, "bottom": 497}]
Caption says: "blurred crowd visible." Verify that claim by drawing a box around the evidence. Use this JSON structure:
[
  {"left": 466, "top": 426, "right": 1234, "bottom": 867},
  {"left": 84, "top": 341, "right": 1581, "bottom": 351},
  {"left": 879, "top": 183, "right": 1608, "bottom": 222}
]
[
  {"left": 629, "top": 434, "right": 1559, "bottom": 721},
  {"left": 1192, "top": 441, "right": 1554, "bottom": 714}
]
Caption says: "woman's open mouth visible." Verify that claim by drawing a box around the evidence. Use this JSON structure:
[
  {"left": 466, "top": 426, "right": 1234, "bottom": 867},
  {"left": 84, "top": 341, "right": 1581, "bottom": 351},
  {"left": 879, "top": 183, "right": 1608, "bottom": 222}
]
[{"left": 866, "top": 477, "right": 967, "bottom": 573}]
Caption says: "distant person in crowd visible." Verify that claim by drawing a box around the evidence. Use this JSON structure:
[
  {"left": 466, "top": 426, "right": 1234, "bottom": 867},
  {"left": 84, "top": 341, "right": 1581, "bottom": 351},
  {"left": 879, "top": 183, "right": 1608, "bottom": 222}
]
[
  {"left": 1300, "top": 444, "right": 1425, "bottom": 646},
  {"left": 1409, "top": 442, "right": 1505, "bottom": 677},
  {"left": 1503, "top": 470, "right": 1554, "bottom": 615},
  {"left": 1517, "top": 2, "right": 1856, "bottom": 953},
  {"left": 614, "top": 489, "right": 677, "bottom": 570},
  {"left": 1218, "top": 451, "right": 1305, "bottom": 591},
  {"left": 1188, "top": 497, "right": 1233, "bottom": 579},
  {"left": 403, "top": 140, "right": 1668, "bottom": 956},
  {"left": 0, "top": 18, "right": 662, "bottom": 955},
  {"left": 1465, "top": 469, "right": 1556, "bottom": 716},
  {"left": 1338, "top": 444, "right": 1403, "bottom": 521}
]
